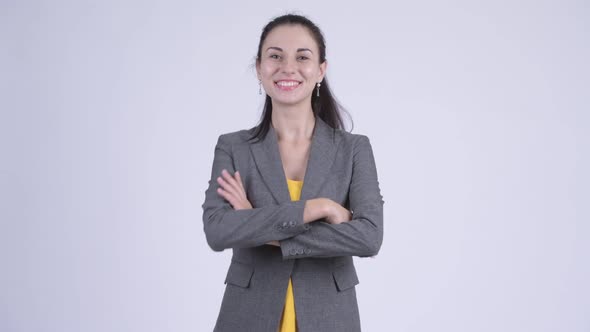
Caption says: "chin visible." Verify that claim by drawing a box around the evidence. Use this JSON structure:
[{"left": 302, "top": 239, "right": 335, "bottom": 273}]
[
  {"left": 273, "top": 98, "right": 309, "bottom": 108},
  {"left": 271, "top": 94, "right": 312, "bottom": 107}
]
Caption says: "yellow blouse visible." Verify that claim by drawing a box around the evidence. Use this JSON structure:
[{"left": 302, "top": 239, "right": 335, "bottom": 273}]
[{"left": 278, "top": 179, "right": 303, "bottom": 332}]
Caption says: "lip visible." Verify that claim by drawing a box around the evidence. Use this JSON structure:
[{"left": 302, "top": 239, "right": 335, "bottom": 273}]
[{"left": 274, "top": 79, "right": 302, "bottom": 92}]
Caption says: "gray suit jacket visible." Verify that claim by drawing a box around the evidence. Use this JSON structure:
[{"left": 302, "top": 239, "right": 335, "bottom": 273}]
[{"left": 202, "top": 117, "right": 384, "bottom": 332}]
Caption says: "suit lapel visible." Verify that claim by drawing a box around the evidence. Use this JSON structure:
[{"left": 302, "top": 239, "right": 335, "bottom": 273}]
[
  {"left": 300, "top": 117, "right": 339, "bottom": 201},
  {"left": 250, "top": 124, "right": 291, "bottom": 203},
  {"left": 249, "top": 117, "right": 339, "bottom": 204}
]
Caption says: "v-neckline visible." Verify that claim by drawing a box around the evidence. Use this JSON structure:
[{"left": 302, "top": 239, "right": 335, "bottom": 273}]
[{"left": 249, "top": 117, "right": 339, "bottom": 203}]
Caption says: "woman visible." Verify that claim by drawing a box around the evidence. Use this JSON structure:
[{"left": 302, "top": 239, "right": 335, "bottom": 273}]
[{"left": 202, "top": 14, "right": 384, "bottom": 332}]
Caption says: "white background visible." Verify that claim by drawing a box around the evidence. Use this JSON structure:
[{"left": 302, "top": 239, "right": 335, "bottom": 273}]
[{"left": 1, "top": 0, "right": 588, "bottom": 331}]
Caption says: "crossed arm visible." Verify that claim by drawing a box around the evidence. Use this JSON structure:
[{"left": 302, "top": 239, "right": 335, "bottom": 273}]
[{"left": 202, "top": 134, "right": 383, "bottom": 259}]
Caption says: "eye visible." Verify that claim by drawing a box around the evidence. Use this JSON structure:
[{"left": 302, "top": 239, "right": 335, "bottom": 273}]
[
  {"left": 297, "top": 55, "right": 309, "bottom": 61},
  {"left": 269, "top": 54, "right": 281, "bottom": 60}
]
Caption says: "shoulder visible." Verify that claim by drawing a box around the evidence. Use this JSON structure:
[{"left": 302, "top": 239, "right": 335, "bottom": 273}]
[
  {"left": 215, "top": 128, "right": 256, "bottom": 151},
  {"left": 334, "top": 128, "right": 373, "bottom": 151},
  {"left": 217, "top": 128, "right": 254, "bottom": 143}
]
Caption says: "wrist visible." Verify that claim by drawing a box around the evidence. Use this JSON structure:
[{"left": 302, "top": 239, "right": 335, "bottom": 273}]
[
  {"left": 303, "top": 198, "right": 332, "bottom": 223},
  {"left": 319, "top": 198, "right": 333, "bottom": 218}
]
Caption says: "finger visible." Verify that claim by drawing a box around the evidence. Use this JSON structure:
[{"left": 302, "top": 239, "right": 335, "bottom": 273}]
[
  {"left": 224, "top": 170, "right": 248, "bottom": 201},
  {"left": 221, "top": 169, "right": 243, "bottom": 194},
  {"left": 234, "top": 171, "right": 248, "bottom": 199},
  {"left": 218, "top": 187, "right": 250, "bottom": 210},
  {"left": 217, "top": 187, "right": 238, "bottom": 208},
  {"left": 216, "top": 176, "right": 232, "bottom": 192},
  {"left": 217, "top": 176, "right": 241, "bottom": 199},
  {"left": 231, "top": 171, "right": 253, "bottom": 209}
]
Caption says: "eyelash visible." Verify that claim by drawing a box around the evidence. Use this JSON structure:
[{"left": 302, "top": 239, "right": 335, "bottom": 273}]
[{"left": 269, "top": 54, "right": 310, "bottom": 61}]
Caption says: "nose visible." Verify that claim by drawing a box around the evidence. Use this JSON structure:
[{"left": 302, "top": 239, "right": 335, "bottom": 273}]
[{"left": 280, "top": 57, "right": 296, "bottom": 74}]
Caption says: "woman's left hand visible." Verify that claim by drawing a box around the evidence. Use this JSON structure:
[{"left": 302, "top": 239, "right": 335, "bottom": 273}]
[{"left": 216, "top": 169, "right": 253, "bottom": 210}]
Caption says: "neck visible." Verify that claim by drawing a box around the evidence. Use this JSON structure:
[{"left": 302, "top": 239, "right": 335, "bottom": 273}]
[{"left": 271, "top": 104, "right": 315, "bottom": 143}]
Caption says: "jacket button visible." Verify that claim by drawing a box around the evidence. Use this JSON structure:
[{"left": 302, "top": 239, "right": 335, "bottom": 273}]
[
  {"left": 290, "top": 248, "right": 297, "bottom": 255},
  {"left": 304, "top": 248, "right": 311, "bottom": 254},
  {"left": 282, "top": 222, "right": 288, "bottom": 227},
  {"left": 288, "top": 221, "right": 295, "bottom": 226},
  {"left": 297, "top": 248, "right": 304, "bottom": 254}
]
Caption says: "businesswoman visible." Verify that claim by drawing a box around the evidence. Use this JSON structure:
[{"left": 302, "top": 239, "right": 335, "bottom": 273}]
[{"left": 202, "top": 14, "right": 384, "bottom": 332}]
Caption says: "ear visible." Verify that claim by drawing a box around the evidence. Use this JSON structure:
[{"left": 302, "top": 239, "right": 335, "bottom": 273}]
[
  {"left": 318, "top": 60, "right": 328, "bottom": 82},
  {"left": 255, "top": 61, "right": 262, "bottom": 80}
]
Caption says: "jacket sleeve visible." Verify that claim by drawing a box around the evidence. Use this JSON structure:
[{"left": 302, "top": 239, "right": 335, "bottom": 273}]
[
  {"left": 202, "top": 134, "right": 311, "bottom": 252},
  {"left": 278, "top": 135, "right": 384, "bottom": 259}
]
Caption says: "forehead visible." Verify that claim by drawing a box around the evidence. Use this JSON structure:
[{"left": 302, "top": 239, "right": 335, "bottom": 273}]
[{"left": 262, "top": 24, "right": 318, "bottom": 52}]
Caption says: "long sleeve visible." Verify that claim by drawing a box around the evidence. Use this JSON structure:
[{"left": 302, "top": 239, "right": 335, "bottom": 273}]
[
  {"left": 202, "top": 134, "right": 311, "bottom": 252},
  {"left": 279, "top": 135, "right": 384, "bottom": 259}
]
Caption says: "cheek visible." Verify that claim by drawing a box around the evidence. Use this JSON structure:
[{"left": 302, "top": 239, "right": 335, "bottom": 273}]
[
  {"left": 259, "top": 62, "right": 278, "bottom": 77},
  {"left": 301, "top": 66, "right": 319, "bottom": 79}
]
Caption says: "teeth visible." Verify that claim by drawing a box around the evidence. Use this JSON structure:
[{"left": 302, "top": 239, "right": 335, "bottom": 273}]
[{"left": 277, "top": 81, "right": 300, "bottom": 87}]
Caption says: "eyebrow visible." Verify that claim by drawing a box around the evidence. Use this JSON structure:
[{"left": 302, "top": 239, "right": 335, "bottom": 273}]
[{"left": 266, "top": 47, "right": 313, "bottom": 53}]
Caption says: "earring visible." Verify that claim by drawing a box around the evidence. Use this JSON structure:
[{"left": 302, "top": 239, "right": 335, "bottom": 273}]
[
  {"left": 258, "top": 80, "right": 262, "bottom": 95},
  {"left": 316, "top": 82, "right": 321, "bottom": 97}
]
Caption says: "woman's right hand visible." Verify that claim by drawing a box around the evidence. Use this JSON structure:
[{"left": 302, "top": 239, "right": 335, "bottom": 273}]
[{"left": 216, "top": 169, "right": 252, "bottom": 210}]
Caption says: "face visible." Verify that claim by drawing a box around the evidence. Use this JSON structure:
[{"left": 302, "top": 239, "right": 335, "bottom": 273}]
[{"left": 256, "top": 24, "right": 327, "bottom": 109}]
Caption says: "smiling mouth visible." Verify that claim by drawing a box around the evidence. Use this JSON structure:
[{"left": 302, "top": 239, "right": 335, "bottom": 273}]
[{"left": 275, "top": 80, "right": 301, "bottom": 91}]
